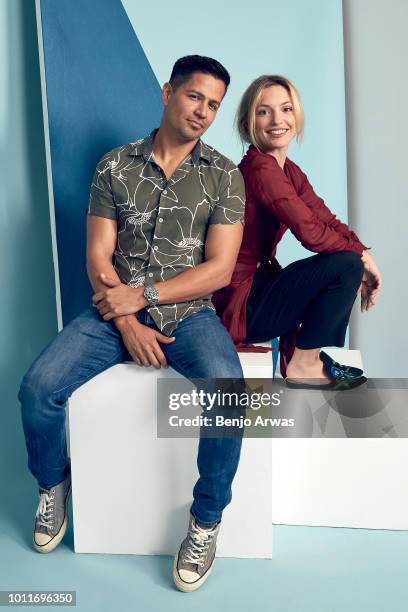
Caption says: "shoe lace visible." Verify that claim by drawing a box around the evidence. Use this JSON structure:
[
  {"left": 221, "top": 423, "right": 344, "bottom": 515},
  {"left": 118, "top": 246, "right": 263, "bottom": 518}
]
[
  {"left": 36, "top": 489, "right": 56, "bottom": 530},
  {"left": 183, "top": 521, "right": 218, "bottom": 567}
]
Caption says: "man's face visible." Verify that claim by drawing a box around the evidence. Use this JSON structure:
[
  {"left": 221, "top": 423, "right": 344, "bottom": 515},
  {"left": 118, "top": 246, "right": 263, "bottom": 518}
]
[{"left": 162, "top": 72, "right": 226, "bottom": 141}]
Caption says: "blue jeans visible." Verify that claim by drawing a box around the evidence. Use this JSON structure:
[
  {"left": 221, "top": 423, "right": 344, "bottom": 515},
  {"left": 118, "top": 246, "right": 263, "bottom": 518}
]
[{"left": 18, "top": 306, "right": 244, "bottom": 526}]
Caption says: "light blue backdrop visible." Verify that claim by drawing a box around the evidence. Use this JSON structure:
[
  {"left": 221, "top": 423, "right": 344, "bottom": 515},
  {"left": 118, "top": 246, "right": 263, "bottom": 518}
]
[
  {"left": 123, "top": 0, "right": 348, "bottom": 267},
  {"left": 36, "top": 0, "right": 348, "bottom": 323},
  {"left": 3, "top": 4, "right": 402, "bottom": 611}
]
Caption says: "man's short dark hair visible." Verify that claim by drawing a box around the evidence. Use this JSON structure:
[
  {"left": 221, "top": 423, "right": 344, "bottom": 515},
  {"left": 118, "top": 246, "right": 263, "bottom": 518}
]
[{"left": 169, "top": 55, "right": 230, "bottom": 92}]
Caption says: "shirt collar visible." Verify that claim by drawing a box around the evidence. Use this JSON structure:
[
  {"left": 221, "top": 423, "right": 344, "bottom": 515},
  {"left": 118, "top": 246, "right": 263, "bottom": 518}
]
[{"left": 130, "top": 129, "right": 211, "bottom": 165}]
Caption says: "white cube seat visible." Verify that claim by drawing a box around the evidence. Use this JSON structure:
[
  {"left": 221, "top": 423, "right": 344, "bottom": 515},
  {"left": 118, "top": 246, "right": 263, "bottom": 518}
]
[{"left": 68, "top": 344, "right": 275, "bottom": 559}]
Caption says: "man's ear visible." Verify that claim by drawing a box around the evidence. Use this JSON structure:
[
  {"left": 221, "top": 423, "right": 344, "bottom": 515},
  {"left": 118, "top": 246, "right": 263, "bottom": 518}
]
[{"left": 162, "top": 82, "right": 173, "bottom": 106}]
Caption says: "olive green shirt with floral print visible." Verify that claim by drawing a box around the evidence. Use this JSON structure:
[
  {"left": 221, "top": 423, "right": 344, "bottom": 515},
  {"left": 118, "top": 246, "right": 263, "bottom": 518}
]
[{"left": 87, "top": 130, "right": 245, "bottom": 335}]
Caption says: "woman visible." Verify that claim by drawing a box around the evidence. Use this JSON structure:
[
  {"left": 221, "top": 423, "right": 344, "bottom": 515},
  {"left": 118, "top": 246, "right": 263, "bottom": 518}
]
[{"left": 213, "top": 75, "right": 382, "bottom": 389}]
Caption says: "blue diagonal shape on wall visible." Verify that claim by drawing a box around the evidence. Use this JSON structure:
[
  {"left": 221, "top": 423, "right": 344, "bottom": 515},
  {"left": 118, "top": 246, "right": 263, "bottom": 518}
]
[{"left": 39, "top": 0, "right": 163, "bottom": 324}]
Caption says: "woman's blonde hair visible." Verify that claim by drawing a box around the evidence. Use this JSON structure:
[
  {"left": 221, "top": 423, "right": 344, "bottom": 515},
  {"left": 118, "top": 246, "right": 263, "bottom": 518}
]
[{"left": 236, "top": 75, "right": 304, "bottom": 150}]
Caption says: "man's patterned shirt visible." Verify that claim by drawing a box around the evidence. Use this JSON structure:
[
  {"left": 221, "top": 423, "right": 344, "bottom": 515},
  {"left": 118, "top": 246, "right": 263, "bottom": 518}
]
[{"left": 87, "top": 130, "right": 245, "bottom": 335}]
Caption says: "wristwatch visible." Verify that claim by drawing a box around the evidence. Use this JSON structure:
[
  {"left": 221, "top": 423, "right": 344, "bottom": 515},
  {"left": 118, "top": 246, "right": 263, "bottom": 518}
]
[{"left": 143, "top": 284, "right": 159, "bottom": 308}]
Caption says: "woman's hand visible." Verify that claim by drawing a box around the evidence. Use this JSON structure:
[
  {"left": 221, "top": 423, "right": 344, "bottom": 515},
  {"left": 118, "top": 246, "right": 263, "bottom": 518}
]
[{"left": 359, "top": 251, "right": 383, "bottom": 311}]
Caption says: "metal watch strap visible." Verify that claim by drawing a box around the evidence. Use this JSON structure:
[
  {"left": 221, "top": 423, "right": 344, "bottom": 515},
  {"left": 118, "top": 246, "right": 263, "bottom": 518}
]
[{"left": 143, "top": 284, "right": 159, "bottom": 307}]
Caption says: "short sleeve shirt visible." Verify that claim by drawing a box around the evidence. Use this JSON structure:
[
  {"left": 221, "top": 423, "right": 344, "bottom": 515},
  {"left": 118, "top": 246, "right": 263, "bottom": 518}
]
[{"left": 87, "top": 130, "right": 245, "bottom": 335}]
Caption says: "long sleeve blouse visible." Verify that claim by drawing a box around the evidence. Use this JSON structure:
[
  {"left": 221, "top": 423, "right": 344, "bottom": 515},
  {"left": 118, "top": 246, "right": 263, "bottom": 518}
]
[{"left": 212, "top": 145, "right": 368, "bottom": 376}]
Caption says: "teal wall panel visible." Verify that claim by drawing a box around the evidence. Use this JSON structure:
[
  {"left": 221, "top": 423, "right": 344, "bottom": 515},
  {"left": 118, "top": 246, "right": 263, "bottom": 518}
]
[
  {"left": 39, "top": 0, "right": 163, "bottom": 323},
  {"left": 0, "top": 0, "right": 57, "bottom": 507}
]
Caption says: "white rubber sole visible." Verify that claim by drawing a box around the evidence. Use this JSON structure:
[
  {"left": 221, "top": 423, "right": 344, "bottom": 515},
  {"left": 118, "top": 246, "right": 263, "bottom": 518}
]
[
  {"left": 33, "top": 484, "right": 71, "bottom": 554},
  {"left": 33, "top": 515, "right": 68, "bottom": 553},
  {"left": 172, "top": 554, "right": 214, "bottom": 593}
]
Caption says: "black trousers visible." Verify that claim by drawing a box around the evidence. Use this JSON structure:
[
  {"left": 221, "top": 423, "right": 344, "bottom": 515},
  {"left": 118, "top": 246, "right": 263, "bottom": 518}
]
[{"left": 245, "top": 251, "right": 364, "bottom": 349}]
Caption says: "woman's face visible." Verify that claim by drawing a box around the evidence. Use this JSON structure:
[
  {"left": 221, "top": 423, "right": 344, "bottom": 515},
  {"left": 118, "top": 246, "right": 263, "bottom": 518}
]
[{"left": 254, "top": 85, "right": 296, "bottom": 155}]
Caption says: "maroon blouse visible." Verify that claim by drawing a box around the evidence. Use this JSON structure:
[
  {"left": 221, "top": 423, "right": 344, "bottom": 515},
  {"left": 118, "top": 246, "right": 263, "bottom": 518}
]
[{"left": 213, "top": 145, "right": 368, "bottom": 377}]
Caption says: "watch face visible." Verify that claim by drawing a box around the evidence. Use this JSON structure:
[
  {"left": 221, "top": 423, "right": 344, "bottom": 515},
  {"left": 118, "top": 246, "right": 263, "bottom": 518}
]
[{"left": 144, "top": 285, "right": 158, "bottom": 306}]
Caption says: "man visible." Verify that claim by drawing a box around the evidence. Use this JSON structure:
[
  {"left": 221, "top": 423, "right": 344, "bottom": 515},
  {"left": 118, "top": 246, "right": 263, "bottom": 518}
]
[{"left": 18, "top": 55, "right": 245, "bottom": 592}]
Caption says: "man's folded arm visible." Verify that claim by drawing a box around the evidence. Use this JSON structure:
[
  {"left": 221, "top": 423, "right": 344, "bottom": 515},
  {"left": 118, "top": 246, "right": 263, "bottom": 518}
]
[{"left": 86, "top": 214, "right": 134, "bottom": 329}]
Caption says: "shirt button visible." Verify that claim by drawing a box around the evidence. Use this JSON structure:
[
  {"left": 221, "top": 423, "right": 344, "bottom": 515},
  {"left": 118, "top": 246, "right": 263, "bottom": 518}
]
[
  {"left": 148, "top": 273, "right": 153, "bottom": 278},
  {"left": 163, "top": 190, "right": 167, "bottom": 195},
  {"left": 158, "top": 218, "right": 163, "bottom": 222},
  {"left": 154, "top": 246, "right": 158, "bottom": 251}
]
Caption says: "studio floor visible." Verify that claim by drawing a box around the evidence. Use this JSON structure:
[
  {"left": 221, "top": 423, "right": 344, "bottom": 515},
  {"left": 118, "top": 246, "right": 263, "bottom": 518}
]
[{"left": 1, "top": 482, "right": 407, "bottom": 612}]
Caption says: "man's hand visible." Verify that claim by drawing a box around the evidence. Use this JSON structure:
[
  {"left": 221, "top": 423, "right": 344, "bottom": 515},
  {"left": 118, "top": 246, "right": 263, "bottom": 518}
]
[
  {"left": 92, "top": 273, "right": 147, "bottom": 320},
  {"left": 359, "top": 251, "right": 383, "bottom": 311},
  {"left": 115, "top": 316, "right": 175, "bottom": 368}
]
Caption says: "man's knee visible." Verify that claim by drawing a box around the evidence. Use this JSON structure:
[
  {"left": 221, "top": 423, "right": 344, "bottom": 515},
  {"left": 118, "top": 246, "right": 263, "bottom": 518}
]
[
  {"left": 219, "top": 362, "right": 244, "bottom": 380},
  {"left": 202, "top": 355, "right": 243, "bottom": 379},
  {"left": 18, "top": 363, "right": 55, "bottom": 407}
]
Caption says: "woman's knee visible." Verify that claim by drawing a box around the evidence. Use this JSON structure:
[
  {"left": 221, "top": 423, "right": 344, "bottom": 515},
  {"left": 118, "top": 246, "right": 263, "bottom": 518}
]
[
  {"left": 329, "top": 251, "right": 364, "bottom": 285},
  {"left": 344, "top": 251, "right": 364, "bottom": 282}
]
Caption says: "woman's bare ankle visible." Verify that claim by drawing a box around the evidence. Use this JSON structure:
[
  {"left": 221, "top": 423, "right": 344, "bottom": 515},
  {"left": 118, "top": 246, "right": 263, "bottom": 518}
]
[{"left": 286, "top": 348, "right": 328, "bottom": 380}]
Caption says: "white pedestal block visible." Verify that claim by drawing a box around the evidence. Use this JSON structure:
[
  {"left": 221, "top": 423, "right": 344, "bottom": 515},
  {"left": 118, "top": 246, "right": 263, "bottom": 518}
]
[
  {"left": 68, "top": 347, "right": 274, "bottom": 558},
  {"left": 70, "top": 344, "right": 403, "bottom": 548},
  {"left": 272, "top": 348, "right": 408, "bottom": 530}
]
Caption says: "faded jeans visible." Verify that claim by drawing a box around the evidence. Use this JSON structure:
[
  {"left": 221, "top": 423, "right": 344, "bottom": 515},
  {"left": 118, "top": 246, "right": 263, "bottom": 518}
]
[{"left": 18, "top": 306, "right": 244, "bottom": 526}]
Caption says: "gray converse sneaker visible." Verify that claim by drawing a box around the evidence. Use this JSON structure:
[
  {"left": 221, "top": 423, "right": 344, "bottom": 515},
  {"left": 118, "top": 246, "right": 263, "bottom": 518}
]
[
  {"left": 173, "top": 513, "right": 221, "bottom": 592},
  {"left": 33, "top": 474, "right": 71, "bottom": 553}
]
